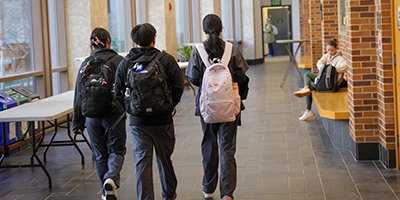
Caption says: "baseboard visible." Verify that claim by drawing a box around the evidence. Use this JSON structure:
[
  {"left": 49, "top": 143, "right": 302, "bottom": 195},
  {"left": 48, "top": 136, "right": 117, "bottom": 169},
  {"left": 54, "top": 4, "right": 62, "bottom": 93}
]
[
  {"left": 246, "top": 58, "right": 264, "bottom": 65},
  {"left": 380, "top": 144, "right": 396, "bottom": 168}
]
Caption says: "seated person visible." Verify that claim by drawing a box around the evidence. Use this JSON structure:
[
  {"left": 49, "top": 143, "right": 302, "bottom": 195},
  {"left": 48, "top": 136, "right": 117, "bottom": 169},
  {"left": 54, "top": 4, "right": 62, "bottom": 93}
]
[{"left": 293, "top": 39, "right": 347, "bottom": 121}]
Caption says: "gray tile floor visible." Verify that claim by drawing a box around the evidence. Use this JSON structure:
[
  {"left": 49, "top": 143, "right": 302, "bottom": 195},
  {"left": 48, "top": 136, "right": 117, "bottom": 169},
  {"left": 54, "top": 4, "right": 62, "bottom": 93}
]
[{"left": 2, "top": 58, "right": 400, "bottom": 200}]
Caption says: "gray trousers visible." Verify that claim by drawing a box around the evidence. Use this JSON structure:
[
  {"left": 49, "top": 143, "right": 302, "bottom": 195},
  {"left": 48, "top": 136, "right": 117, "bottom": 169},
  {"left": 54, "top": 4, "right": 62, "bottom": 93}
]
[
  {"left": 130, "top": 123, "right": 177, "bottom": 200},
  {"left": 86, "top": 114, "right": 126, "bottom": 195},
  {"left": 200, "top": 116, "right": 238, "bottom": 198}
]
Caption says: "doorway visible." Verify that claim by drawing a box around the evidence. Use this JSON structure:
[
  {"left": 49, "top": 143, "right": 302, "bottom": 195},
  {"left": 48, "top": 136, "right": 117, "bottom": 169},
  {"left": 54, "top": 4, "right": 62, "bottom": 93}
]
[
  {"left": 261, "top": 5, "right": 292, "bottom": 57},
  {"left": 394, "top": 0, "right": 400, "bottom": 169}
]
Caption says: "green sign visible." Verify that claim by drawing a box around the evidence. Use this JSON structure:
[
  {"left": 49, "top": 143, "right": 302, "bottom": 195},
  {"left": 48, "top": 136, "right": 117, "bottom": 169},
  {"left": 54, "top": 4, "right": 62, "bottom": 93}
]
[{"left": 271, "top": 0, "right": 281, "bottom": 6}]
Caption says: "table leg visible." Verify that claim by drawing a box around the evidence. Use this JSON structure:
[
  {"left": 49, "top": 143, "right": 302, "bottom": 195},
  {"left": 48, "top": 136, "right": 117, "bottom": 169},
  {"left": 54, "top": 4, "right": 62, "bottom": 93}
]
[
  {"left": 43, "top": 119, "right": 58, "bottom": 162},
  {"left": 33, "top": 121, "right": 46, "bottom": 165},
  {"left": 280, "top": 44, "right": 296, "bottom": 87},
  {"left": 66, "top": 114, "right": 85, "bottom": 165},
  {"left": 292, "top": 42, "right": 304, "bottom": 80},
  {"left": 74, "top": 131, "right": 92, "bottom": 150},
  {"left": 31, "top": 121, "right": 52, "bottom": 188},
  {"left": 280, "top": 42, "right": 305, "bottom": 87}
]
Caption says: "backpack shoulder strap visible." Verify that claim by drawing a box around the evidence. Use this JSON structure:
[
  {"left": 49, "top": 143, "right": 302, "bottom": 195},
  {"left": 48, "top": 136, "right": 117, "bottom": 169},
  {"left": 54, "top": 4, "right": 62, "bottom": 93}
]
[
  {"left": 195, "top": 43, "right": 211, "bottom": 68},
  {"left": 153, "top": 52, "right": 167, "bottom": 77},
  {"left": 314, "top": 64, "right": 327, "bottom": 85},
  {"left": 154, "top": 51, "right": 165, "bottom": 62},
  {"left": 196, "top": 42, "right": 233, "bottom": 67},
  {"left": 221, "top": 42, "right": 233, "bottom": 66}
]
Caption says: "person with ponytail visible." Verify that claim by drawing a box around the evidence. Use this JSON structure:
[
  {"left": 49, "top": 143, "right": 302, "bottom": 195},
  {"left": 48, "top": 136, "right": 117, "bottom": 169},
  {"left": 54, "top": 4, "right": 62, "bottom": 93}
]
[
  {"left": 186, "top": 14, "right": 249, "bottom": 200},
  {"left": 293, "top": 38, "right": 347, "bottom": 121},
  {"left": 73, "top": 27, "right": 126, "bottom": 200}
]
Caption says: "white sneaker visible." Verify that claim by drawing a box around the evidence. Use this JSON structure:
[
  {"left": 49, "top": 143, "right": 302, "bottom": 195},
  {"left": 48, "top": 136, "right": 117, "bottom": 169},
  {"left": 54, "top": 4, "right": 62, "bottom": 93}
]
[
  {"left": 299, "top": 110, "right": 314, "bottom": 121},
  {"left": 104, "top": 178, "right": 118, "bottom": 200},
  {"left": 101, "top": 195, "right": 106, "bottom": 200},
  {"left": 294, "top": 88, "right": 311, "bottom": 97},
  {"left": 203, "top": 192, "right": 214, "bottom": 199}
]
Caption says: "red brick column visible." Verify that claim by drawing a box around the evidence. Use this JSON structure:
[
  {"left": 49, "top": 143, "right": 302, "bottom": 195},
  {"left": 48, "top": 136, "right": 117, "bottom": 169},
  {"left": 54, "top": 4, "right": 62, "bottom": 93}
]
[
  {"left": 310, "top": 0, "right": 322, "bottom": 73},
  {"left": 320, "top": 0, "right": 339, "bottom": 53},
  {"left": 300, "top": 0, "right": 311, "bottom": 58},
  {"left": 376, "top": 0, "right": 395, "bottom": 167},
  {"left": 345, "top": 0, "right": 378, "bottom": 156}
]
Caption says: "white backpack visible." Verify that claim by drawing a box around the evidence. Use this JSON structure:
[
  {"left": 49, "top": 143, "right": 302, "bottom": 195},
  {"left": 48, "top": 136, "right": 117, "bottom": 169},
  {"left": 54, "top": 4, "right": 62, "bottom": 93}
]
[
  {"left": 196, "top": 42, "right": 241, "bottom": 123},
  {"left": 272, "top": 25, "right": 278, "bottom": 35}
]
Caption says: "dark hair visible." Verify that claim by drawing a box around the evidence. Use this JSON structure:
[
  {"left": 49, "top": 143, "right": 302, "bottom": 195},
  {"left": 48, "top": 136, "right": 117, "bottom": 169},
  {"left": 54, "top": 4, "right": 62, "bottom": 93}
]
[
  {"left": 202, "top": 14, "right": 224, "bottom": 60},
  {"left": 90, "top": 27, "right": 110, "bottom": 50},
  {"left": 130, "top": 23, "right": 157, "bottom": 47},
  {"left": 327, "top": 39, "right": 338, "bottom": 48}
]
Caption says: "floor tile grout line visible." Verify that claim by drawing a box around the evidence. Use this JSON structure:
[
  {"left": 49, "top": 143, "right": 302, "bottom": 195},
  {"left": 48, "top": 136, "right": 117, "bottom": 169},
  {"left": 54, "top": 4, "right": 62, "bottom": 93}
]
[
  {"left": 373, "top": 161, "right": 400, "bottom": 200},
  {"left": 337, "top": 148, "right": 363, "bottom": 200},
  {"left": 305, "top": 122, "right": 328, "bottom": 200}
]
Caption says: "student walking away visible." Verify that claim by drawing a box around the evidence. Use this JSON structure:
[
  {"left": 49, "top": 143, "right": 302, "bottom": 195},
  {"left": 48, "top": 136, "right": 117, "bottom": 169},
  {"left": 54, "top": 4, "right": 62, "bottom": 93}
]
[
  {"left": 72, "top": 27, "right": 126, "bottom": 200},
  {"left": 114, "top": 23, "right": 184, "bottom": 200},
  {"left": 293, "top": 39, "right": 347, "bottom": 121},
  {"left": 264, "top": 18, "right": 276, "bottom": 57},
  {"left": 186, "top": 14, "right": 249, "bottom": 200}
]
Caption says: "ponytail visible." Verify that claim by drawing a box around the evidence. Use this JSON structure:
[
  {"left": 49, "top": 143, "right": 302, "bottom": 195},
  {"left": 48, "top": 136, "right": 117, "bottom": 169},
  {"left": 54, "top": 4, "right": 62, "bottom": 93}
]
[{"left": 202, "top": 14, "right": 224, "bottom": 61}]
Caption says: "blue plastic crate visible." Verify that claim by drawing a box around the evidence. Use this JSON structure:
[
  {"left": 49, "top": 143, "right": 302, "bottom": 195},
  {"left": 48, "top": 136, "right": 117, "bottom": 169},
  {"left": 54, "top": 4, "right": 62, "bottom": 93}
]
[{"left": 0, "top": 93, "right": 18, "bottom": 146}]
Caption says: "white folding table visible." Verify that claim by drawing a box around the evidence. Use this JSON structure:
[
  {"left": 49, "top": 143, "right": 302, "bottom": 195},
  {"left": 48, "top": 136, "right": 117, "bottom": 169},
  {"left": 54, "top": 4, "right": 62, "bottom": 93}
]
[{"left": 0, "top": 90, "right": 90, "bottom": 188}]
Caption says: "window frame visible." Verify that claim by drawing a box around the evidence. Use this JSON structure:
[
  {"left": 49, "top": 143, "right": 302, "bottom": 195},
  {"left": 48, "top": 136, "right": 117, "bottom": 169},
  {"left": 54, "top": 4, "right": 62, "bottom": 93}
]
[{"left": 0, "top": 0, "right": 68, "bottom": 97}]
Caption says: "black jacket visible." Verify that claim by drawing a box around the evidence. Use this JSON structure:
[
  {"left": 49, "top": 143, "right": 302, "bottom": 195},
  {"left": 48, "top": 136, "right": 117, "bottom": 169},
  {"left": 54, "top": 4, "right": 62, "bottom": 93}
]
[
  {"left": 114, "top": 47, "right": 184, "bottom": 126},
  {"left": 72, "top": 48, "right": 124, "bottom": 134}
]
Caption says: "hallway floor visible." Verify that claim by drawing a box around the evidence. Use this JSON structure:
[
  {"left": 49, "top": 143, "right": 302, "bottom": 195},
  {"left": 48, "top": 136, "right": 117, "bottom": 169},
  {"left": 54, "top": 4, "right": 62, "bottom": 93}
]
[{"left": 2, "top": 59, "right": 400, "bottom": 200}]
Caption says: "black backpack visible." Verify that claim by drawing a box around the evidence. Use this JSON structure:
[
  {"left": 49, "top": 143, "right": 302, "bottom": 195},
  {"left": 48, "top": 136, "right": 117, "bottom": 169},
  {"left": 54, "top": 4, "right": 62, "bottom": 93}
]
[
  {"left": 124, "top": 52, "right": 174, "bottom": 116},
  {"left": 80, "top": 56, "right": 115, "bottom": 118},
  {"left": 315, "top": 64, "right": 341, "bottom": 92}
]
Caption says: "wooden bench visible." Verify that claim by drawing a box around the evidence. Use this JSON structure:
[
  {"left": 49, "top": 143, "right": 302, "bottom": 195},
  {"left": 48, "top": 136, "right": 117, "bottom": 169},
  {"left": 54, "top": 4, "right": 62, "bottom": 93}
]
[
  {"left": 311, "top": 88, "right": 350, "bottom": 152},
  {"left": 297, "top": 55, "right": 311, "bottom": 69},
  {"left": 311, "top": 88, "right": 349, "bottom": 120}
]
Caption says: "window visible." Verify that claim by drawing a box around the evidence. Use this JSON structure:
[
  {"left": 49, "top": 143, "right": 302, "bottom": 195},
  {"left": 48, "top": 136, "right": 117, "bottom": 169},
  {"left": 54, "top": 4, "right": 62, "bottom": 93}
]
[
  {"left": 108, "top": 0, "right": 130, "bottom": 53},
  {"left": 338, "top": 0, "right": 346, "bottom": 35},
  {"left": 1, "top": 0, "right": 67, "bottom": 97},
  {"left": 221, "top": 0, "right": 242, "bottom": 46},
  {"left": 221, "top": 0, "right": 234, "bottom": 41},
  {"left": 135, "top": 0, "right": 147, "bottom": 24},
  {"left": 175, "top": 0, "right": 201, "bottom": 61},
  {"left": 175, "top": 0, "right": 186, "bottom": 47},
  {"left": 0, "top": 0, "right": 35, "bottom": 78},
  {"left": 48, "top": 0, "right": 68, "bottom": 95}
]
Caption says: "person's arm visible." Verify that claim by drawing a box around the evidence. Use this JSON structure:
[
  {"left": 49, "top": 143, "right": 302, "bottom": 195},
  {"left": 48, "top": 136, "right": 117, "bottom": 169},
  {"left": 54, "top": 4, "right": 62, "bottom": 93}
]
[
  {"left": 317, "top": 53, "right": 329, "bottom": 71},
  {"left": 186, "top": 47, "right": 202, "bottom": 87},
  {"left": 334, "top": 56, "right": 348, "bottom": 73},
  {"left": 114, "top": 59, "right": 127, "bottom": 109},
  {"left": 72, "top": 60, "right": 87, "bottom": 134},
  {"left": 231, "top": 46, "right": 250, "bottom": 100},
  {"left": 266, "top": 22, "right": 273, "bottom": 33},
  {"left": 163, "top": 54, "right": 184, "bottom": 106}
]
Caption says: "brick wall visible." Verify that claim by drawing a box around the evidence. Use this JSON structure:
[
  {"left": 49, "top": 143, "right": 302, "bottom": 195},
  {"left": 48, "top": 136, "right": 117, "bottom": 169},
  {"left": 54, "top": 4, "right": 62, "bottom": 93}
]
[
  {"left": 299, "top": 0, "right": 311, "bottom": 57},
  {"left": 320, "top": 0, "right": 339, "bottom": 53},
  {"left": 375, "top": 0, "right": 395, "bottom": 150},
  {"left": 310, "top": 0, "right": 323, "bottom": 73},
  {"left": 301, "top": 0, "right": 395, "bottom": 166},
  {"left": 345, "top": 0, "right": 378, "bottom": 143}
]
